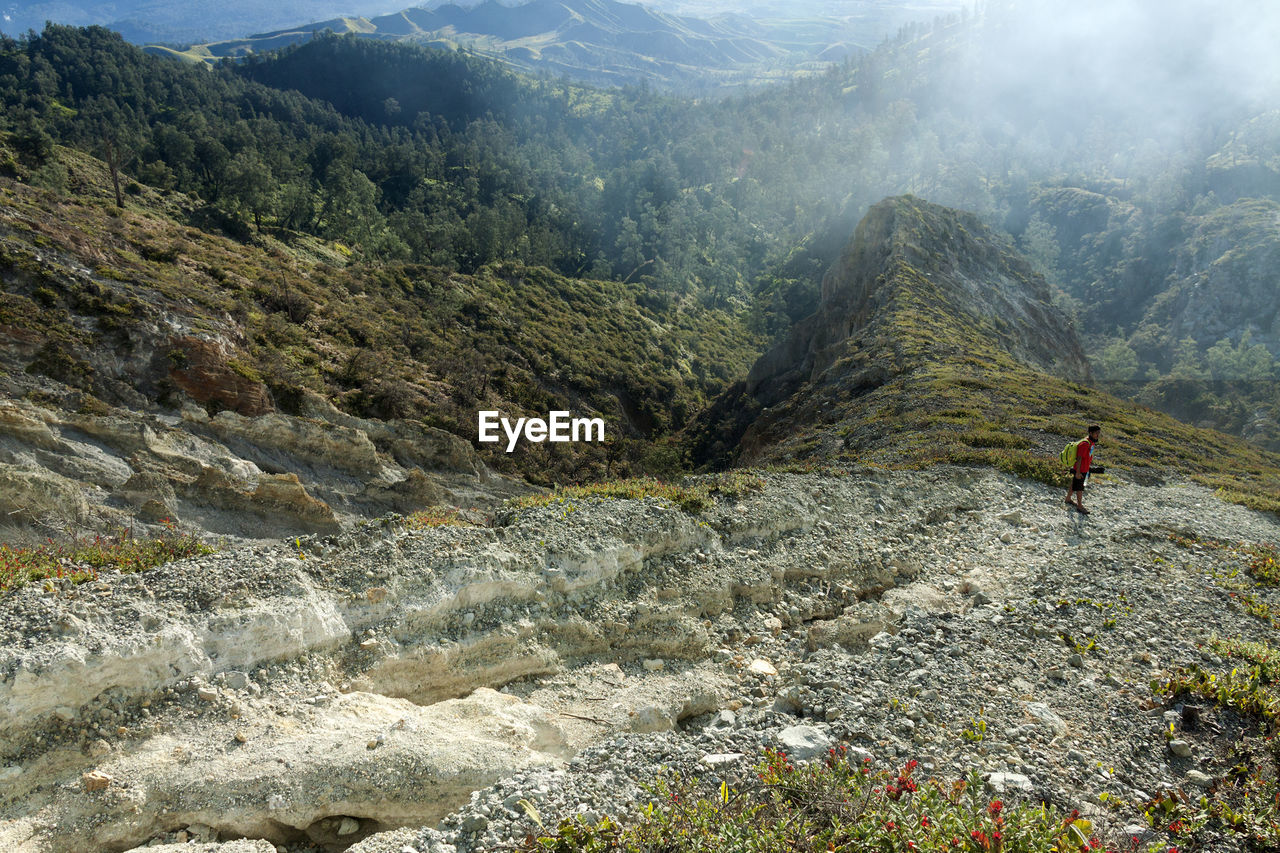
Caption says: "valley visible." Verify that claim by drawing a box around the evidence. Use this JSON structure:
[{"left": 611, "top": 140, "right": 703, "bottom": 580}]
[{"left": 2, "top": 2, "right": 1280, "bottom": 851}]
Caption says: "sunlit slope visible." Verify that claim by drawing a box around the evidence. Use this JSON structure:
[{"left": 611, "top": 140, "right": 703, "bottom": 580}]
[{"left": 0, "top": 137, "right": 761, "bottom": 486}]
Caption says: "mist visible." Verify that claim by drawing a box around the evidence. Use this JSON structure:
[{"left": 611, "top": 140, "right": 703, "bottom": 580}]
[{"left": 959, "top": 0, "right": 1280, "bottom": 139}]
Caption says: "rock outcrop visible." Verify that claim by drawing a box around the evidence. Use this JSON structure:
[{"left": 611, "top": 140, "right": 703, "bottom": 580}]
[{"left": 0, "top": 392, "right": 527, "bottom": 543}]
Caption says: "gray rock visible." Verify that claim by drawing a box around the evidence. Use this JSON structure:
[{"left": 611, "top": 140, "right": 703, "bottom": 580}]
[
  {"left": 777, "top": 725, "right": 834, "bottom": 761},
  {"left": 1185, "top": 770, "right": 1213, "bottom": 788},
  {"left": 1168, "top": 740, "right": 1193, "bottom": 758},
  {"left": 460, "top": 814, "right": 489, "bottom": 834},
  {"left": 707, "top": 710, "right": 737, "bottom": 730},
  {"left": 985, "top": 772, "right": 1033, "bottom": 793}
]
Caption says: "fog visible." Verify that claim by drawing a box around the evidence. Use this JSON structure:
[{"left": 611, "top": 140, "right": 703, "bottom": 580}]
[{"left": 961, "top": 0, "right": 1280, "bottom": 136}]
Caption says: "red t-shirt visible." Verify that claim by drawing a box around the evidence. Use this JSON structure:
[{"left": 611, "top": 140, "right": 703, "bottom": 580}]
[{"left": 1074, "top": 438, "right": 1094, "bottom": 474}]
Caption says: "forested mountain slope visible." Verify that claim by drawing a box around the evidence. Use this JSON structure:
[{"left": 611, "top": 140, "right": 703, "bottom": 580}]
[
  {"left": 690, "top": 196, "right": 1280, "bottom": 516},
  {"left": 0, "top": 137, "right": 760, "bottom": 541},
  {"left": 1, "top": 1, "right": 1278, "bottom": 477}
]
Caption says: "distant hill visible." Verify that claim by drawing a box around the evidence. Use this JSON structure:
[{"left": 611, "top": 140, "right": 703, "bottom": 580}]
[
  {"left": 0, "top": 0, "right": 405, "bottom": 43},
  {"left": 144, "top": 0, "right": 834, "bottom": 92},
  {"left": 0, "top": 134, "right": 762, "bottom": 539}
]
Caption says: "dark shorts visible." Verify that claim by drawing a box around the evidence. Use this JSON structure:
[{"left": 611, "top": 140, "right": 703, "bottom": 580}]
[{"left": 1071, "top": 473, "right": 1086, "bottom": 491}]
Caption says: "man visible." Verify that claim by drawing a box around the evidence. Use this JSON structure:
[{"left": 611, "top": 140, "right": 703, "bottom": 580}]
[{"left": 1065, "top": 425, "right": 1102, "bottom": 515}]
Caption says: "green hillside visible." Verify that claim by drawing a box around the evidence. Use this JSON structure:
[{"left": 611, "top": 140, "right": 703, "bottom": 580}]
[
  {"left": 691, "top": 196, "right": 1280, "bottom": 516},
  {"left": 1, "top": 6, "right": 1278, "bottom": 505},
  {"left": 0, "top": 137, "right": 761, "bottom": 486}
]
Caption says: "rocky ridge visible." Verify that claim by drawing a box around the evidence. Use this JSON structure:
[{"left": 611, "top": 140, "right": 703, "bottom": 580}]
[{"left": 2, "top": 466, "right": 1277, "bottom": 852}]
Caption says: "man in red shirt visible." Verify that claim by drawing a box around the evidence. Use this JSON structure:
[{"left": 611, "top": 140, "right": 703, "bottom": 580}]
[{"left": 1065, "top": 425, "right": 1101, "bottom": 514}]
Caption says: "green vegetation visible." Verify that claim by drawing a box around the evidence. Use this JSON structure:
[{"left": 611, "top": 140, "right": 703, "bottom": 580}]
[
  {"left": 0, "top": 523, "right": 215, "bottom": 593},
  {"left": 512, "top": 471, "right": 764, "bottom": 515},
  {"left": 521, "top": 747, "right": 1183, "bottom": 852},
  {"left": 1152, "top": 639, "right": 1280, "bottom": 851},
  {"left": 1, "top": 12, "right": 1279, "bottom": 503},
  {"left": 0, "top": 167, "right": 760, "bottom": 484}
]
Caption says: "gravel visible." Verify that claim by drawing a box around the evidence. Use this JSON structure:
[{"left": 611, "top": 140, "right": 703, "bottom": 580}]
[{"left": 2, "top": 466, "right": 1276, "bottom": 853}]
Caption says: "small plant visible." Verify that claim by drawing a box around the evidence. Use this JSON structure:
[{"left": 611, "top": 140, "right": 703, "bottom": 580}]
[
  {"left": 961, "top": 714, "right": 987, "bottom": 743},
  {"left": 0, "top": 520, "right": 215, "bottom": 594},
  {"left": 1149, "top": 640, "right": 1280, "bottom": 849},
  {"left": 512, "top": 472, "right": 764, "bottom": 515},
  {"left": 521, "top": 746, "right": 1181, "bottom": 852}
]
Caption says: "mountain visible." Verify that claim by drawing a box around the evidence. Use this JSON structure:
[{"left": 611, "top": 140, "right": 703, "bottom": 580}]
[
  {"left": 146, "top": 0, "right": 821, "bottom": 92},
  {"left": 0, "top": 0, "right": 405, "bottom": 43},
  {"left": 691, "top": 196, "right": 1280, "bottom": 515},
  {"left": 0, "top": 136, "right": 760, "bottom": 541}
]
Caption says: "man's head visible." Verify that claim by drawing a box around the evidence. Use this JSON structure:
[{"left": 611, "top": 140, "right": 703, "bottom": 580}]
[{"left": 1088, "top": 425, "right": 1101, "bottom": 443}]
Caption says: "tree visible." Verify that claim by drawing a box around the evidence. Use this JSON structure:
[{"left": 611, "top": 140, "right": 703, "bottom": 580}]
[
  {"left": 1094, "top": 338, "right": 1139, "bottom": 383},
  {"left": 226, "top": 150, "right": 273, "bottom": 231},
  {"left": 80, "top": 97, "right": 139, "bottom": 207}
]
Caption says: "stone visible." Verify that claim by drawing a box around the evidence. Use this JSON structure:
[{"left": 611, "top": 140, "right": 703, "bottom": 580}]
[
  {"left": 337, "top": 817, "right": 360, "bottom": 836},
  {"left": 460, "top": 814, "right": 489, "bottom": 834},
  {"left": 630, "top": 705, "right": 675, "bottom": 733},
  {"left": 777, "top": 725, "right": 834, "bottom": 761},
  {"left": 224, "top": 671, "right": 250, "bottom": 691},
  {"left": 707, "top": 710, "right": 736, "bottom": 730},
  {"left": 642, "top": 659, "right": 665, "bottom": 672},
  {"left": 1185, "top": 770, "right": 1213, "bottom": 788},
  {"left": 83, "top": 771, "right": 113, "bottom": 792},
  {"left": 1026, "top": 702, "right": 1068, "bottom": 737},
  {"left": 985, "top": 772, "right": 1033, "bottom": 793},
  {"left": 1168, "top": 740, "right": 1193, "bottom": 758},
  {"left": 187, "top": 823, "right": 216, "bottom": 842},
  {"left": 773, "top": 687, "right": 803, "bottom": 714},
  {"left": 700, "top": 753, "right": 745, "bottom": 767},
  {"left": 749, "top": 658, "right": 777, "bottom": 677}
]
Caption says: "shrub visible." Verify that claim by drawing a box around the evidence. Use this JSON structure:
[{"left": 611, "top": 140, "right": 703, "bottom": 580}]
[
  {"left": 522, "top": 747, "right": 1181, "bottom": 852},
  {"left": 0, "top": 522, "right": 215, "bottom": 593},
  {"left": 512, "top": 472, "right": 764, "bottom": 515},
  {"left": 1151, "top": 639, "right": 1280, "bottom": 850}
]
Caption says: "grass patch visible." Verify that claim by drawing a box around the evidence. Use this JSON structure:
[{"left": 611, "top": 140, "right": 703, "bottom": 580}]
[
  {"left": 522, "top": 747, "right": 1181, "bottom": 852},
  {"left": 0, "top": 523, "right": 215, "bottom": 594},
  {"left": 958, "top": 429, "right": 1033, "bottom": 450},
  {"left": 942, "top": 447, "right": 1064, "bottom": 487},
  {"left": 405, "top": 507, "right": 474, "bottom": 529},
  {"left": 512, "top": 471, "right": 764, "bottom": 515}
]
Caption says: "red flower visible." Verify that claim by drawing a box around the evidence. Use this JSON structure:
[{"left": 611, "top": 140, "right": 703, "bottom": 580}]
[
  {"left": 988, "top": 800, "right": 1004, "bottom": 815},
  {"left": 921, "top": 815, "right": 931, "bottom": 828}
]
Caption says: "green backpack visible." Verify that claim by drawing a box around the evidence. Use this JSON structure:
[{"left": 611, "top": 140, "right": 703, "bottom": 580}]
[{"left": 1060, "top": 438, "right": 1082, "bottom": 470}]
